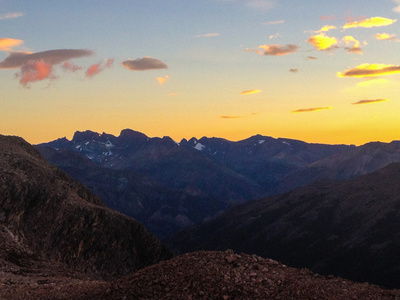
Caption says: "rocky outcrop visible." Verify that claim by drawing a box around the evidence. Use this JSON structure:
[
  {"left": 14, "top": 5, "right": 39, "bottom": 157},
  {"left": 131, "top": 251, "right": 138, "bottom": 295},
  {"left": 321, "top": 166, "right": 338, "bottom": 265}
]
[
  {"left": 0, "top": 135, "right": 171, "bottom": 280},
  {"left": 2, "top": 251, "right": 399, "bottom": 299}
]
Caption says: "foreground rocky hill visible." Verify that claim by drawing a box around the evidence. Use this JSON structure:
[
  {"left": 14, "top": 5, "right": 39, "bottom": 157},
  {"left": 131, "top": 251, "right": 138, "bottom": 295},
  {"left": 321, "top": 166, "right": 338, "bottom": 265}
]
[
  {"left": 0, "top": 134, "right": 171, "bottom": 280},
  {"left": 168, "top": 162, "right": 400, "bottom": 289},
  {"left": 2, "top": 251, "right": 399, "bottom": 299}
]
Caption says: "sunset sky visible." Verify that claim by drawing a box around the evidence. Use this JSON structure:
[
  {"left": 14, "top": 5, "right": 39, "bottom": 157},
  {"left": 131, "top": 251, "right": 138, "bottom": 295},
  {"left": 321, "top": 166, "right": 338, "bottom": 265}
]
[{"left": 1, "top": 0, "right": 400, "bottom": 145}]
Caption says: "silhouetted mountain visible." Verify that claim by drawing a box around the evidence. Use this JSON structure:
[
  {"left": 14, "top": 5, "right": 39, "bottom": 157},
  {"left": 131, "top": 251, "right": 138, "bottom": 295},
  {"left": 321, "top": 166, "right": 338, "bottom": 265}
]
[
  {"left": 168, "top": 163, "right": 400, "bottom": 289},
  {"left": 36, "top": 129, "right": 353, "bottom": 238},
  {"left": 0, "top": 134, "right": 171, "bottom": 281},
  {"left": 277, "top": 141, "right": 400, "bottom": 193}
]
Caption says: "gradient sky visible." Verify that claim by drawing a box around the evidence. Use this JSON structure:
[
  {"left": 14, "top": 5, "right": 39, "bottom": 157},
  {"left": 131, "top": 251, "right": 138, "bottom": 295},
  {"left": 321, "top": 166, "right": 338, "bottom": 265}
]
[{"left": 1, "top": 0, "right": 400, "bottom": 145}]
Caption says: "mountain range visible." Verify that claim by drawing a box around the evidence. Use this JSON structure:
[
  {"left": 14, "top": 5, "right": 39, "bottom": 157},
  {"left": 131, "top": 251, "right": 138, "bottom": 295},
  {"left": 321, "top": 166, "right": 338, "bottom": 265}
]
[
  {"left": 36, "top": 129, "right": 400, "bottom": 238},
  {"left": 2, "top": 133, "right": 400, "bottom": 298}
]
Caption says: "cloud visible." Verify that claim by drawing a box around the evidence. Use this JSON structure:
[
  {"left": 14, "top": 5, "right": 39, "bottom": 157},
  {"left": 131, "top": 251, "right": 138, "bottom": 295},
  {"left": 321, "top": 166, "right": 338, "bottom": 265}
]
[
  {"left": 0, "top": 49, "right": 94, "bottom": 69},
  {"left": 393, "top": 0, "right": 400, "bottom": 12},
  {"left": 320, "top": 16, "right": 335, "bottom": 21},
  {"left": 342, "top": 36, "right": 363, "bottom": 55},
  {"left": 291, "top": 107, "right": 332, "bottom": 113},
  {"left": 317, "top": 25, "right": 337, "bottom": 33},
  {"left": 121, "top": 57, "right": 168, "bottom": 71},
  {"left": 0, "top": 12, "right": 24, "bottom": 20},
  {"left": 307, "top": 56, "right": 318, "bottom": 60},
  {"left": 195, "top": 33, "right": 220, "bottom": 38},
  {"left": 352, "top": 99, "right": 389, "bottom": 105},
  {"left": 343, "top": 17, "right": 397, "bottom": 29},
  {"left": 62, "top": 61, "right": 82, "bottom": 72},
  {"left": 16, "top": 61, "right": 55, "bottom": 87},
  {"left": 356, "top": 78, "right": 395, "bottom": 88},
  {"left": 0, "top": 38, "right": 23, "bottom": 51},
  {"left": 337, "top": 63, "right": 400, "bottom": 78},
  {"left": 219, "top": 115, "right": 245, "bottom": 119},
  {"left": 289, "top": 68, "right": 298, "bottom": 73},
  {"left": 257, "top": 44, "right": 298, "bottom": 56},
  {"left": 374, "top": 33, "right": 398, "bottom": 41},
  {"left": 307, "top": 33, "right": 338, "bottom": 51},
  {"left": 157, "top": 75, "right": 169, "bottom": 86},
  {"left": 269, "top": 34, "right": 280, "bottom": 39},
  {"left": 240, "top": 89, "right": 262, "bottom": 95},
  {"left": 262, "top": 20, "right": 284, "bottom": 25},
  {"left": 85, "top": 58, "right": 114, "bottom": 78}
]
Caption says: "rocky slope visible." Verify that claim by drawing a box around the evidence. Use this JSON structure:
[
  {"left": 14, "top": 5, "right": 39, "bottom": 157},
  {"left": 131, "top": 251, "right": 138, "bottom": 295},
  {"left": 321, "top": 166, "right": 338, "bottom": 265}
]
[
  {"left": 0, "top": 134, "right": 171, "bottom": 280},
  {"left": 168, "top": 162, "right": 400, "bottom": 289},
  {"left": 2, "top": 251, "right": 399, "bottom": 299}
]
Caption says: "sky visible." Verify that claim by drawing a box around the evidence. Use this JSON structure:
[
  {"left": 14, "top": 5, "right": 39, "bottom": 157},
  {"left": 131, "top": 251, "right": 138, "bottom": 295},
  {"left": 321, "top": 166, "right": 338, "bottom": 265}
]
[{"left": 1, "top": 0, "right": 400, "bottom": 145}]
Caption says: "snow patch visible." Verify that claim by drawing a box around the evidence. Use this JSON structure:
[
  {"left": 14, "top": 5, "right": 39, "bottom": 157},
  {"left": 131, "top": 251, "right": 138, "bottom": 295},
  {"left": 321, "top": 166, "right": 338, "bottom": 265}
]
[
  {"left": 194, "top": 142, "right": 206, "bottom": 151},
  {"left": 282, "top": 141, "right": 291, "bottom": 146},
  {"left": 258, "top": 140, "right": 265, "bottom": 144}
]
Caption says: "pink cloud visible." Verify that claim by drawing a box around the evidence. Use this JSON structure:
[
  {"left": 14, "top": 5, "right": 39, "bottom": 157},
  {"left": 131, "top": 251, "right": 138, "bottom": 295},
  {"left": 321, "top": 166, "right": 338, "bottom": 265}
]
[
  {"left": 62, "top": 61, "right": 82, "bottom": 72},
  {"left": 17, "top": 60, "right": 55, "bottom": 87},
  {"left": 85, "top": 58, "right": 114, "bottom": 78}
]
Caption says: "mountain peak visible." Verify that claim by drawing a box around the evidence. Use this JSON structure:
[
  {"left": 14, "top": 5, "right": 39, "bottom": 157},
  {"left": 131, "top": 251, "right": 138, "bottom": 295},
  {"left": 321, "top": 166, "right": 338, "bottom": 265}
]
[{"left": 72, "top": 130, "right": 100, "bottom": 142}]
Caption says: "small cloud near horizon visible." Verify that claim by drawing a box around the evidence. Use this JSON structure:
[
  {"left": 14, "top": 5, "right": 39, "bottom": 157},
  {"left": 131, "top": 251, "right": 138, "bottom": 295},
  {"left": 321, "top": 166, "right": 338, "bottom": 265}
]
[
  {"left": 393, "top": 0, "right": 400, "bottom": 13},
  {"left": 352, "top": 99, "right": 389, "bottom": 105},
  {"left": 157, "top": 75, "right": 169, "bottom": 86},
  {"left": 16, "top": 61, "right": 55, "bottom": 87},
  {"left": 240, "top": 89, "right": 262, "bottom": 95},
  {"left": 85, "top": 58, "right": 114, "bottom": 78},
  {"left": 289, "top": 68, "right": 298, "bottom": 73},
  {"left": 343, "top": 17, "right": 397, "bottom": 29},
  {"left": 262, "top": 20, "right": 284, "bottom": 25},
  {"left": 195, "top": 33, "right": 220, "bottom": 38},
  {"left": 342, "top": 36, "right": 363, "bottom": 55},
  {"left": 219, "top": 115, "right": 245, "bottom": 119},
  {"left": 121, "top": 57, "right": 168, "bottom": 71},
  {"left": 62, "top": 61, "right": 82, "bottom": 72},
  {"left": 0, "top": 38, "right": 24, "bottom": 51},
  {"left": 291, "top": 107, "right": 332, "bottom": 113},
  {"left": 247, "top": 44, "right": 298, "bottom": 56},
  {"left": 338, "top": 63, "right": 400, "bottom": 78},
  {"left": 0, "top": 12, "right": 24, "bottom": 20},
  {"left": 374, "top": 33, "right": 398, "bottom": 41}
]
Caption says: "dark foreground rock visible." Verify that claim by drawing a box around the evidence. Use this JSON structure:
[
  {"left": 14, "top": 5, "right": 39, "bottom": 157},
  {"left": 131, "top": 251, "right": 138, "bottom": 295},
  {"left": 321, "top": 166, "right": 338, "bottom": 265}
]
[
  {"left": 1, "top": 251, "right": 399, "bottom": 299},
  {"left": 0, "top": 134, "right": 171, "bottom": 280}
]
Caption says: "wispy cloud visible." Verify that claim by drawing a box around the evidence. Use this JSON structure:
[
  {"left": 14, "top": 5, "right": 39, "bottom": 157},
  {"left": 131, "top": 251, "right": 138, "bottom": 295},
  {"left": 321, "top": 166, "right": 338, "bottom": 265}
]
[
  {"left": 317, "top": 25, "right": 337, "bottom": 33},
  {"left": 342, "top": 36, "right": 363, "bottom": 55},
  {"left": 240, "top": 89, "right": 262, "bottom": 95},
  {"left": 393, "top": 0, "right": 400, "bottom": 12},
  {"left": 320, "top": 16, "right": 335, "bottom": 21},
  {"left": 0, "top": 12, "right": 24, "bottom": 20},
  {"left": 0, "top": 38, "right": 23, "bottom": 51},
  {"left": 219, "top": 115, "right": 245, "bottom": 119},
  {"left": 307, "top": 33, "right": 338, "bottom": 51},
  {"left": 247, "top": 44, "right": 298, "bottom": 56},
  {"left": 374, "top": 33, "right": 398, "bottom": 41},
  {"left": 195, "top": 33, "right": 220, "bottom": 38},
  {"left": 343, "top": 17, "right": 397, "bottom": 29},
  {"left": 307, "top": 56, "right": 318, "bottom": 60},
  {"left": 338, "top": 63, "right": 400, "bottom": 78},
  {"left": 85, "top": 58, "right": 114, "bottom": 78},
  {"left": 289, "top": 68, "right": 298, "bottom": 73},
  {"left": 16, "top": 61, "right": 55, "bottom": 87},
  {"left": 352, "top": 99, "right": 389, "bottom": 105},
  {"left": 263, "top": 20, "right": 284, "bottom": 25},
  {"left": 291, "top": 107, "right": 332, "bottom": 113},
  {"left": 157, "top": 75, "right": 169, "bottom": 86},
  {"left": 62, "top": 61, "right": 82, "bottom": 72},
  {"left": 0, "top": 49, "right": 94, "bottom": 69},
  {"left": 121, "top": 57, "right": 168, "bottom": 71}
]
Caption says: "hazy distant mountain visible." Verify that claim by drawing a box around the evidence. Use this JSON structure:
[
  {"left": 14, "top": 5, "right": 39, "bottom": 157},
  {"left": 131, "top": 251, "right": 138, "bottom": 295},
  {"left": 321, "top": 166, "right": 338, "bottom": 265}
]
[
  {"left": 168, "top": 162, "right": 400, "bottom": 288},
  {"left": 36, "top": 129, "right": 354, "bottom": 237},
  {"left": 0, "top": 134, "right": 171, "bottom": 281}
]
